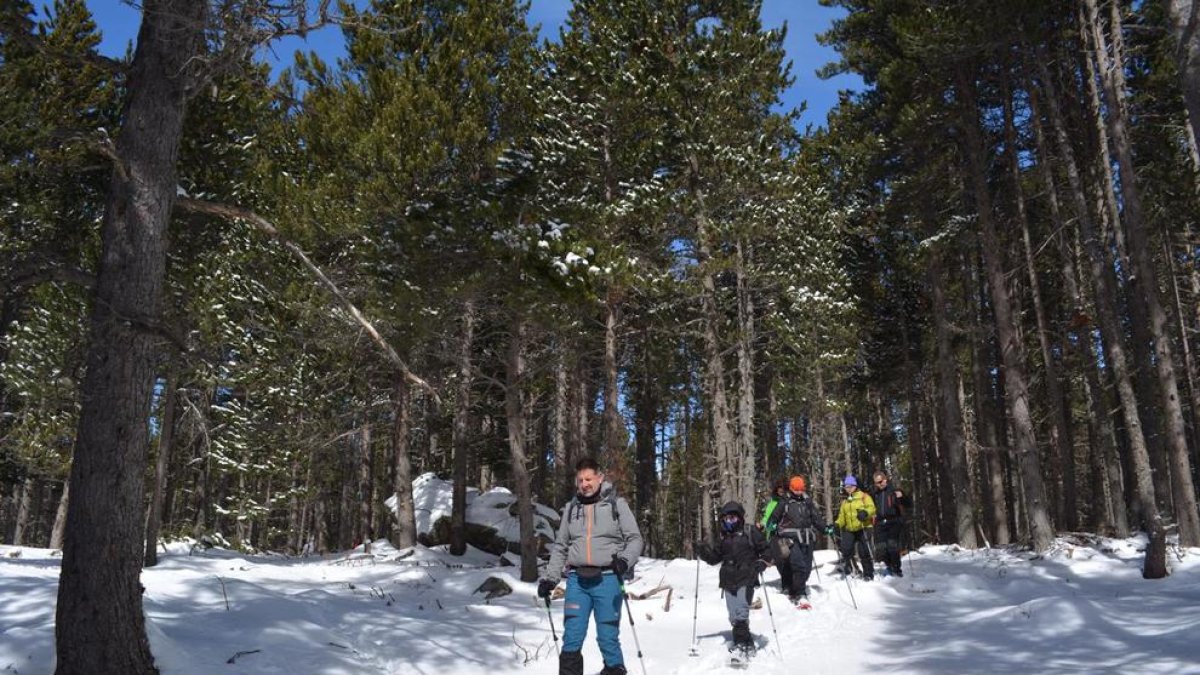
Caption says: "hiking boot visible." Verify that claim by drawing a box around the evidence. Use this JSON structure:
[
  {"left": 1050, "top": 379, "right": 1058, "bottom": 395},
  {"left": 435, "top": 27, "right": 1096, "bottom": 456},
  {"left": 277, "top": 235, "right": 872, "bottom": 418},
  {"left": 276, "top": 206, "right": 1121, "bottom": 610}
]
[
  {"left": 732, "top": 620, "right": 753, "bottom": 648},
  {"left": 559, "top": 651, "right": 583, "bottom": 675},
  {"left": 599, "top": 666, "right": 627, "bottom": 675}
]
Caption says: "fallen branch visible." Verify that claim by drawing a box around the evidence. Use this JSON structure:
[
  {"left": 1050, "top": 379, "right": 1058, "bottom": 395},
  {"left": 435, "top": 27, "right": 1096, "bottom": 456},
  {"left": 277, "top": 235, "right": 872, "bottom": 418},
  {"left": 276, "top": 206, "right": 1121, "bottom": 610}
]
[
  {"left": 215, "top": 575, "right": 229, "bottom": 610},
  {"left": 226, "top": 649, "right": 261, "bottom": 664},
  {"left": 175, "top": 197, "right": 439, "bottom": 405}
]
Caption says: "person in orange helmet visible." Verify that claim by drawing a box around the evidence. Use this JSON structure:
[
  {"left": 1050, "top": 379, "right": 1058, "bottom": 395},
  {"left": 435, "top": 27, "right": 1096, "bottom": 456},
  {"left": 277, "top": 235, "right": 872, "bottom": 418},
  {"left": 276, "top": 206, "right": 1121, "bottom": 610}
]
[{"left": 765, "top": 475, "right": 831, "bottom": 603}]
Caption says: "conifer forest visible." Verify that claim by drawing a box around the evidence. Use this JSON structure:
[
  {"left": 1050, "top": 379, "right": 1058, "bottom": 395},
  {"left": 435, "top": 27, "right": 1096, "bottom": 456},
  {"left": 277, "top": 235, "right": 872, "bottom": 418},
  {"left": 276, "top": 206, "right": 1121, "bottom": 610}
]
[{"left": 3, "top": 1, "right": 1200, "bottom": 671}]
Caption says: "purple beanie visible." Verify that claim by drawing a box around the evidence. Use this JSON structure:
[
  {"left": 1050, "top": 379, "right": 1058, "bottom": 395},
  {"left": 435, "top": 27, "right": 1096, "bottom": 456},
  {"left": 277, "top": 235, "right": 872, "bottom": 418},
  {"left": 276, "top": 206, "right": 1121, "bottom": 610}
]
[{"left": 843, "top": 475, "right": 858, "bottom": 487}]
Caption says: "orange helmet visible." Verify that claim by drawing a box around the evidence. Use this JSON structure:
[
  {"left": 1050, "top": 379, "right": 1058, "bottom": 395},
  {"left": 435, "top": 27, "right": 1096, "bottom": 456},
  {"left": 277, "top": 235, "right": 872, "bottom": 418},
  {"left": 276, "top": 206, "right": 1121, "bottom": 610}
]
[{"left": 789, "top": 475, "right": 806, "bottom": 493}]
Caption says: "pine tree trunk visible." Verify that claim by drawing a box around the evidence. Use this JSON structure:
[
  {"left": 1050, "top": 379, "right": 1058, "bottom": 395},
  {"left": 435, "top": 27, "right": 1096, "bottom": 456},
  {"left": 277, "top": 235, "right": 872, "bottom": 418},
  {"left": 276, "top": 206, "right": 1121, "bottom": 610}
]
[
  {"left": 1087, "top": 0, "right": 1200, "bottom": 546},
  {"left": 553, "top": 345, "right": 570, "bottom": 503},
  {"left": 55, "top": 1, "right": 205, "bottom": 670},
  {"left": 450, "top": 299, "right": 475, "bottom": 557},
  {"left": 49, "top": 482, "right": 69, "bottom": 550},
  {"left": 970, "top": 265, "right": 1010, "bottom": 546},
  {"left": 13, "top": 477, "right": 32, "bottom": 546},
  {"left": 959, "top": 72, "right": 1054, "bottom": 551},
  {"left": 1004, "top": 80, "right": 1076, "bottom": 531},
  {"left": 688, "top": 152, "right": 737, "bottom": 507},
  {"left": 930, "top": 251, "right": 977, "bottom": 547},
  {"left": 144, "top": 365, "right": 179, "bottom": 567},
  {"left": 602, "top": 295, "right": 624, "bottom": 467},
  {"left": 764, "top": 367, "right": 782, "bottom": 482},
  {"left": 391, "top": 375, "right": 416, "bottom": 549},
  {"left": 1028, "top": 90, "right": 1129, "bottom": 536},
  {"left": 358, "top": 423, "right": 372, "bottom": 552},
  {"left": 1166, "top": 0, "right": 1200, "bottom": 189},
  {"left": 734, "top": 239, "right": 757, "bottom": 513},
  {"left": 1035, "top": 60, "right": 1166, "bottom": 574},
  {"left": 906, "top": 377, "right": 930, "bottom": 545},
  {"left": 633, "top": 328, "right": 657, "bottom": 543},
  {"left": 504, "top": 316, "right": 538, "bottom": 582}
]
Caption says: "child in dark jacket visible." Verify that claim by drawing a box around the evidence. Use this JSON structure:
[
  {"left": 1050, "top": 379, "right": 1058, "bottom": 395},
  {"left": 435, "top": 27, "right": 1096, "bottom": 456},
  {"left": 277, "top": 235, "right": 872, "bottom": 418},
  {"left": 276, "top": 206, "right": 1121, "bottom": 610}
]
[{"left": 697, "top": 501, "right": 772, "bottom": 653}]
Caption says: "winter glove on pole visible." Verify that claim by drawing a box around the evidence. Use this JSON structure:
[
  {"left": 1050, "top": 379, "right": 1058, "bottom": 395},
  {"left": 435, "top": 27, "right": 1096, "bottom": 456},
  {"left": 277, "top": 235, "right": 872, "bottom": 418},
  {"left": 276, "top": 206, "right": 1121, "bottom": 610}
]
[
  {"left": 754, "top": 559, "right": 768, "bottom": 575},
  {"left": 537, "top": 579, "right": 556, "bottom": 599},
  {"left": 857, "top": 509, "right": 869, "bottom": 522},
  {"left": 824, "top": 525, "right": 836, "bottom": 536},
  {"left": 611, "top": 554, "right": 629, "bottom": 578}
]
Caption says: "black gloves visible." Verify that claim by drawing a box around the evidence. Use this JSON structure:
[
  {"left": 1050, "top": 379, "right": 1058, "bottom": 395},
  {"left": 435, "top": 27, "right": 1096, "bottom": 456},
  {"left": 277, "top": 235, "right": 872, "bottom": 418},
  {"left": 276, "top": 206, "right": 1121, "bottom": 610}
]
[
  {"left": 754, "top": 559, "right": 768, "bottom": 575},
  {"left": 695, "top": 541, "right": 711, "bottom": 559},
  {"left": 824, "top": 525, "right": 836, "bottom": 536},
  {"left": 537, "top": 579, "right": 556, "bottom": 599},
  {"left": 611, "top": 554, "right": 629, "bottom": 578},
  {"left": 857, "top": 509, "right": 869, "bottom": 522}
]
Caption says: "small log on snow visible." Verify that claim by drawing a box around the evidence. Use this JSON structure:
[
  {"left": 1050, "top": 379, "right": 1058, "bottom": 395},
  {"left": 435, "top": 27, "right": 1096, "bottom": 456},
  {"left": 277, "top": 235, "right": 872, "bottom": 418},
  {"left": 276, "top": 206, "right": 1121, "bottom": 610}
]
[
  {"left": 626, "top": 584, "right": 671, "bottom": 600},
  {"left": 663, "top": 587, "right": 673, "bottom": 612}
]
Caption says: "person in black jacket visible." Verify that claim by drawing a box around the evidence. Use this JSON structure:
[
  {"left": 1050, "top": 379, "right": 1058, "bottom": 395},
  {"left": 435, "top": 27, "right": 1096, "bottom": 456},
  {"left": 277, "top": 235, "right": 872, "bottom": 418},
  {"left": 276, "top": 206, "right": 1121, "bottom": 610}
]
[
  {"left": 696, "top": 501, "right": 772, "bottom": 652},
  {"left": 871, "top": 470, "right": 913, "bottom": 577},
  {"left": 764, "top": 475, "right": 832, "bottom": 602}
]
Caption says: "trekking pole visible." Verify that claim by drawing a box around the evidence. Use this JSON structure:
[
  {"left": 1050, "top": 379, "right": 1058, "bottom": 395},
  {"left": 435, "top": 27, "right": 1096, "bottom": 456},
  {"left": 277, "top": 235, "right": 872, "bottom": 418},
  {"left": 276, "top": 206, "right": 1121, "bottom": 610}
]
[
  {"left": 758, "top": 572, "right": 784, "bottom": 659},
  {"left": 688, "top": 557, "right": 701, "bottom": 656},
  {"left": 543, "top": 597, "right": 560, "bottom": 655},
  {"left": 839, "top": 554, "right": 858, "bottom": 610},
  {"left": 619, "top": 583, "right": 648, "bottom": 675},
  {"left": 906, "top": 521, "right": 918, "bottom": 578}
]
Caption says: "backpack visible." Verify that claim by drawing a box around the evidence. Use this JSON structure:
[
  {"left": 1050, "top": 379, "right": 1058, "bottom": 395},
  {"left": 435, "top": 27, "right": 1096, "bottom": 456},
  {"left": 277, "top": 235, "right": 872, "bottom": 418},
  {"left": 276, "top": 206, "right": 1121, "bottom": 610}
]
[{"left": 566, "top": 490, "right": 635, "bottom": 580}]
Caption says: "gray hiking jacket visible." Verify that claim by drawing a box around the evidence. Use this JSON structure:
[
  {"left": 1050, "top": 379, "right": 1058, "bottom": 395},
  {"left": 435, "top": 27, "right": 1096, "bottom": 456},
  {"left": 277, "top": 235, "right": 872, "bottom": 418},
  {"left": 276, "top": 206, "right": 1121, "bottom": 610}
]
[{"left": 544, "top": 482, "right": 643, "bottom": 582}]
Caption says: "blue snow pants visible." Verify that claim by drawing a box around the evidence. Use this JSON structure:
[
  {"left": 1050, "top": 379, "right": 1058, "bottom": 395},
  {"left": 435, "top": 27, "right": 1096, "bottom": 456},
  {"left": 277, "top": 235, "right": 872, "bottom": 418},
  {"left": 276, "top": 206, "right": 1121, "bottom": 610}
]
[{"left": 562, "top": 571, "right": 624, "bottom": 667}]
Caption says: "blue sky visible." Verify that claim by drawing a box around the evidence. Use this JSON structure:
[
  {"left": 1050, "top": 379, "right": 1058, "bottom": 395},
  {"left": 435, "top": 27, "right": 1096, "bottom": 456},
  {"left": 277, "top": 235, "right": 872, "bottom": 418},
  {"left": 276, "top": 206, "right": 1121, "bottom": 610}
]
[{"left": 80, "top": 0, "right": 860, "bottom": 129}]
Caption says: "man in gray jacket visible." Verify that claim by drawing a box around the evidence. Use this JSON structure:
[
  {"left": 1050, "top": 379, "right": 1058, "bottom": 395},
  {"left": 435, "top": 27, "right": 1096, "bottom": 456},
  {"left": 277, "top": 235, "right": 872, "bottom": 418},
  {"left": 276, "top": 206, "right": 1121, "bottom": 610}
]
[{"left": 538, "top": 457, "right": 643, "bottom": 675}]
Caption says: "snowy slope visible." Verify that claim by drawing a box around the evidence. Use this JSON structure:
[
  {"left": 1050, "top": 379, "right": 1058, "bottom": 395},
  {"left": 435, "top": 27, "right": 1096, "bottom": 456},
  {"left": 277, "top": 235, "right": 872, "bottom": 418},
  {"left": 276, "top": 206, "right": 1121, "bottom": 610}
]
[{"left": 2, "top": 534, "right": 1200, "bottom": 674}]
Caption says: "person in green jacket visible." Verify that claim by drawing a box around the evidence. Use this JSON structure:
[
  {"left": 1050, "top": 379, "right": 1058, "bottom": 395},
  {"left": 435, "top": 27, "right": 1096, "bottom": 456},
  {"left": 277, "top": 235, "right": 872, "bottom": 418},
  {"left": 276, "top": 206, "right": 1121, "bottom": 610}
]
[
  {"left": 758, "top": 480, "right": 787, "bottom": 537},
  {"left": 833, "top": 475, "right": 876, "bottom": 580},
  {"left": 758, "top": 480, "right": 789, "bottom": 592}
]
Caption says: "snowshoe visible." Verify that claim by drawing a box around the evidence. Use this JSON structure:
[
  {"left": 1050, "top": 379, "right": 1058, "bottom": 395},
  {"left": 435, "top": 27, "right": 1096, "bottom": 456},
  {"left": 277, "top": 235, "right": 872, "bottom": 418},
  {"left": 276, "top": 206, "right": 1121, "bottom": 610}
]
[{"left": 727, "top": 643, "right": 756, "bottom": 669}]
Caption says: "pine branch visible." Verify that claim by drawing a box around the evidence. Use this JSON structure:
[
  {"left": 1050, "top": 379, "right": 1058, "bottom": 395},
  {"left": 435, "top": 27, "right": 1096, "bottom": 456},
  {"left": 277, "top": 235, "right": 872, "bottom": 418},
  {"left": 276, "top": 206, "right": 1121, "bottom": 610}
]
[{"left": 174, "top": 196, "right": 442, "bottom": 405}]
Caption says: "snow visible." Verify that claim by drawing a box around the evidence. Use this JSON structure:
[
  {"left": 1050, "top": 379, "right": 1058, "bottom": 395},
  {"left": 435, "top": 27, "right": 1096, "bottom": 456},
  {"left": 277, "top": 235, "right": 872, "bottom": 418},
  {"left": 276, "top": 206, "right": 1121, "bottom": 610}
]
[
  {"left": 3, "top": 533, "right": 1200, "bottom": 673},
  {"left": 383, "top": 472, "right": 558, "bottom": 543}
]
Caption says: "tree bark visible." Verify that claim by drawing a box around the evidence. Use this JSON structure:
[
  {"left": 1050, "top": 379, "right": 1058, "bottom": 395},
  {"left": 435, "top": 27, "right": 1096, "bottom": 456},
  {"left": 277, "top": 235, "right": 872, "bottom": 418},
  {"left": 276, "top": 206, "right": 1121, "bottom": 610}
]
[
  {"left": 969, "top": 258, "right": 1010, "bottom": 547},
  {"left": 1004, "top": 79, "right": 1076, "bottom": 531},
  {"left": 504, "top": 316, "right": 538, "bottom": 582},
  {"left": 958, "top": 72, "right": 1054, "bottom": 551},
  {"left": 553, "top": 344, "right": 571, "bottom": 503},
  {"left": 734, "top": 238, "right": 757, "bottom": 513},
  {"left": 1035, "top": 60, "right": 1166, "bottom": 575},
  {"left": 358, "top": 423, "right": 373, "bottom": 552},
  {"left": 144, "top": 364, "right": 179, "bottom": 567},
  {"left": 930, "top": 250, "right": 977, "bottom": 547},
  {"left": 391, "top": 375, "right": 417, "bottom": 549},
  {"left": 49, "top": 482, "right": 69, "bottom": 550},
  {"left": 1166, "top": 0, "right": 1200, "bottom": 184},
  {"left": 55, "top": 2, "right": 205, "bottom": 671},
  {"left": 633, "top": 327, "right": 657, "bottom": 543},
  {"left": 1087, "top": 0, "right": 1200, "bottom": 546},
  {"left": 602, "top": 294, "right": 624, "bottom": 468},
  {"left": 12, "top": 478, "right": 33, "bottom": 546},
  {"left": 449, "top": 299, "right": 475, "bottom": 557},
  {"left": 688, "top": 152, "right": 738, "bottom": 507}
]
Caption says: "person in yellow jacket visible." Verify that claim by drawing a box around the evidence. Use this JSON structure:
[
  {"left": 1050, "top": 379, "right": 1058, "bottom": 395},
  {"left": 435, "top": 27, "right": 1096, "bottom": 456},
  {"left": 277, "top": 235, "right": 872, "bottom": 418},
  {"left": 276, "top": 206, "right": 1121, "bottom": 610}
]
[{"left": 833, "top": 475, "right": 876, "bottom": 580}]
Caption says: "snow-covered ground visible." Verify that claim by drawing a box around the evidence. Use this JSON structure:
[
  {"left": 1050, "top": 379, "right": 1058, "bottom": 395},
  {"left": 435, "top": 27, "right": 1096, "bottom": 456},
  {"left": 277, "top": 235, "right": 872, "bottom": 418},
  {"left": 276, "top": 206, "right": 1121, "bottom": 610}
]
[{"left": 2, "top": 534, "right": 1199, "bottom": 674}]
